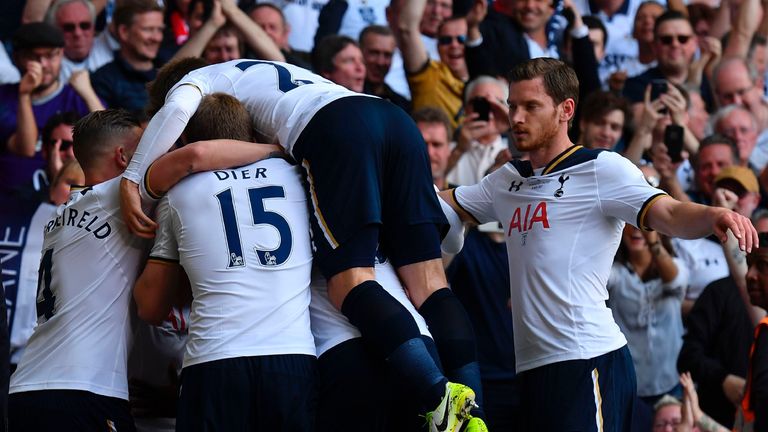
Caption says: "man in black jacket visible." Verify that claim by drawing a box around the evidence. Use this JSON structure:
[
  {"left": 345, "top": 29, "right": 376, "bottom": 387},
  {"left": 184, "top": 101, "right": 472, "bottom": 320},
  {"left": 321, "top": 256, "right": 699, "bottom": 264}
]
[{"left": 677, "top": 276, "right": 754, "bottom": 428}]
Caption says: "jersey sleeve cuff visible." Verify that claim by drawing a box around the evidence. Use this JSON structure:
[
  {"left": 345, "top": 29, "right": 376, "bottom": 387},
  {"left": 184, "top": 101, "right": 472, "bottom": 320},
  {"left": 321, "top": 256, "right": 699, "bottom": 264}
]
[
  {"left": 148, "top": 256, "right": 180, "bottom": 265},
  {"left": 141, "top": 162, "right": 163, "bottom": 202},
  {"left": 637, "top": 193, "right": 667, "bottom": 231}
]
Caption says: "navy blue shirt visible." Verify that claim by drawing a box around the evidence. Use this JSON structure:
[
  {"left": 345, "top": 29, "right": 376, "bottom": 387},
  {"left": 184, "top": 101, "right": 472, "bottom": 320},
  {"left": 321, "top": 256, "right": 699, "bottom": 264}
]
[
  {"left": 446, "top": 228, "right": 517, "bottom": 381},
  {"left": 91, "top": 53, "right": 157, "bottom": 115}
]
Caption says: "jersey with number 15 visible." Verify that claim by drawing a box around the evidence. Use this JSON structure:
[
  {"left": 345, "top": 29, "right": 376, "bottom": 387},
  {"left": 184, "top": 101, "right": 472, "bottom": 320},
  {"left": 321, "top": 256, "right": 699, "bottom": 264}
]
[
  {"left": 9, "top": 177, "right": 148, "bottom": 400},
  {"left": 150, "top": 158, "right": 315, "bottom": 368}
]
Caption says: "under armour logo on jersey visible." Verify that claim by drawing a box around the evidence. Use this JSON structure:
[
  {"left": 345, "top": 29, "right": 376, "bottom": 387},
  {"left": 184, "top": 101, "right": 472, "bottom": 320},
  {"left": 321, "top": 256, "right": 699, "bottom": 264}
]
[
  {"left": 554, "top": 174, "right": 570, "bottom": 198},
  {"left": 509, "top": 180, "right": 523, "bottom": 192}
]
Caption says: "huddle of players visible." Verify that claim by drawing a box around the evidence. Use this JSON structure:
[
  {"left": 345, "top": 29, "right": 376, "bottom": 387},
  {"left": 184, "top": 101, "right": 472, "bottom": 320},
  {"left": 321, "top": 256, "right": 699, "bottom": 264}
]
[{"left": 7, "top": 57, "right": 485, "bottom": 432}]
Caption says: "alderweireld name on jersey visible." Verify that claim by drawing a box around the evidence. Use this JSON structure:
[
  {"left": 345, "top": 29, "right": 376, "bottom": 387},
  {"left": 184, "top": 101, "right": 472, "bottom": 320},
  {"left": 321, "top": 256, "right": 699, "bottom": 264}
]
[{"left": 44, "top": 206, "right": 112, "bottom": 239}]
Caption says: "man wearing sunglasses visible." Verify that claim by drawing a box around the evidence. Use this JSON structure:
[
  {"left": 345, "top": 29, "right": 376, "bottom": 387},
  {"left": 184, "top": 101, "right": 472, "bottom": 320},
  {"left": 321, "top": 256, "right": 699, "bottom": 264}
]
[
  {"left": 46, "top": 0, "right": 112, "bottom": 82},
  {"left": 624, "top": 11, "right": 712, "bottom": 122},
  {"left": 394, "top": 0, "right": 468, "bottom": 128}
]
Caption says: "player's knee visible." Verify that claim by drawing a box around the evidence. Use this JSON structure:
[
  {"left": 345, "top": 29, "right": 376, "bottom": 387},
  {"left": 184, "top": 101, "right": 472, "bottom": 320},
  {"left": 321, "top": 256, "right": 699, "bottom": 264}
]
[{"left": 327, "top": 267, "right": 376, "bottom": 310}]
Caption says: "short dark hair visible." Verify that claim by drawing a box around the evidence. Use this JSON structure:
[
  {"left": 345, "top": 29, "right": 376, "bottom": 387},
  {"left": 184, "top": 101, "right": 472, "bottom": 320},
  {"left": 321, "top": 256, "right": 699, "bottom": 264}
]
[
  {"left": 42, "top": 111, "right": 80, "bottom": 148},
  {"left": 72, "top": 109, "right": 141, "bottom": 171},
  {"left": 248, "top": 2, "right": 286, "bottom": 26},
  {"left": 146, "top": 56, "right": 210, "bottom": 116},
  {"left": 359, "top": 25, "right": 393, "bottom": 45},
  {"left": 507, "top": 58, "right": 580, "bottom": 107},
  {"left": 184, "top": 93, "right": 254, "bottom": 143},
  {"left": 580, "top": 91, "right": 631, "bottom": 126},
  {"left": 312, "top": 35, "right": 358, "bottom": 74},
  {"left": 113, "top": 0, "right": 163, "bottom": 29},
  {"left": 654, "top": 10, "right": 690, "bottom": 38},
  {"left": 412, "top": 107, "right": 454, "bottom": 140},
  {"left": 695, "top": 134, "right": 741, "bottom": 167}
]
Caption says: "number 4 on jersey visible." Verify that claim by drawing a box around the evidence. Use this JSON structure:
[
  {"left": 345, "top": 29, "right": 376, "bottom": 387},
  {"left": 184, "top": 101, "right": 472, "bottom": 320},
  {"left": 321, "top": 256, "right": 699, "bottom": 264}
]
[{"left": 36, "top": 248, "right": 56, "bottom": 321}]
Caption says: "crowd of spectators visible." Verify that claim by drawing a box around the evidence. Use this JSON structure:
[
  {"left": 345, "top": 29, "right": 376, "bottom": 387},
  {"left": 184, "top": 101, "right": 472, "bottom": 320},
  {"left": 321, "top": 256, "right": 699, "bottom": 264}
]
[{"left": 3, "top": 0, "right": 768, "bottom": 430}]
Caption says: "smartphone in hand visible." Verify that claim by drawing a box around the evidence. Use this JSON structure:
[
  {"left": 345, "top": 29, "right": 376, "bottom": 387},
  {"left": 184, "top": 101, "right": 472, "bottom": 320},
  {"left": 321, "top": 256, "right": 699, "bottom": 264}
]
[
  {"left": 664, "top": 124, "right": 684, "bottom": 163},
  {"left": 471, "top": 97, "right": 491, "bottom": 121}
]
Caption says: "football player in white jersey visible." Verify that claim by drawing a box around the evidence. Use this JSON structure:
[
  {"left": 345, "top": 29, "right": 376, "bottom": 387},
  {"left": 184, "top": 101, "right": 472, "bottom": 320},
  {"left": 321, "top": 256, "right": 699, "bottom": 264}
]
[
  {"left": 134, "top": 93, "right": 316, "bottom": 431},
  {"left": 120, "top": 58, "right": 485, "bottom": 431},
  {"left": 8, "top": 109, "right": 283, "bottom": 432},
  {"left": 439, "top": 58, "right": 759, "bottom": 431}
]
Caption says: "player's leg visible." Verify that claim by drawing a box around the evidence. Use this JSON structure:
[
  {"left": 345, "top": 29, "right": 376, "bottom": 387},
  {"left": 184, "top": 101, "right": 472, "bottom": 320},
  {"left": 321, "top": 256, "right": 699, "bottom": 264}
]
[
  {"left": 321, "top": 232, "right": 449, "bottom": 415},
  {"left": 253, "top": 354, "right": 316, "bottom": 432},
  {"left": 519, "top": 346, "right": 637, "bottom": 431},
  {"left": 9, "top": 389, "right": 135, "bottom": 432},
  {"left": 316, "top": 338, "right": 388, "bottom": 432},
  {"left": 176, "top": 358, "right": 255, "bottom": 432},
  {"left": 292, "top": 97, "right": 471, "bottom": 429},
  {"left": 377, "top": 101, "right": 484, "bottom": 417}
]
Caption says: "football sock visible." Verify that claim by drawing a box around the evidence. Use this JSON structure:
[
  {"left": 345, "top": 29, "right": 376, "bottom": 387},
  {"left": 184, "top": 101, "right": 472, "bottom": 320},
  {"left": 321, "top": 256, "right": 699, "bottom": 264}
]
[
  {"left": 419, "top": 287, "right": 485, "bottom": 416},
  {"left": 341, "top": 280, "right": 447, "bottom": 408}
]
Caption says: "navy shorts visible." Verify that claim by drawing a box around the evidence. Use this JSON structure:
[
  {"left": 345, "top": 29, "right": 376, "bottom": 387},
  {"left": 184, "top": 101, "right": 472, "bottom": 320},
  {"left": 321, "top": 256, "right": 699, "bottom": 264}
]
[
  {"left": 316, "top": 336, "right": 440, "bottom": 431},
  {"left": 9, "top": 389, "right": 135, "bottom": 432},
  {"left": 176, "top": 355, "right": 316, "bottom": 432},
  {"left": 292, "top": 96, "right": 448, "bottom": 278},
  {"left": 518, "top": 346, "right": 636, "bottom": 431}
]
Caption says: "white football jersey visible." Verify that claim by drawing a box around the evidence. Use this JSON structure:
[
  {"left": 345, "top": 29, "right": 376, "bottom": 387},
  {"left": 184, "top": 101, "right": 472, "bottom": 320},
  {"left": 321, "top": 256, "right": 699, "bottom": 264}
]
[
  {"left": 455, "top": 146, "right": 666, "bottom": 373},
  {"left": 124, "top": 60, "right": 373, "bottom": 185},
  {"left": 9, "top": 177, "right": 148, "bottom": 399},
  {"left": 309, "top": 258, "right": 431, "bottom": 357},
  {"left": 151, "top": 158, "right": 315, "bottom": 368}
]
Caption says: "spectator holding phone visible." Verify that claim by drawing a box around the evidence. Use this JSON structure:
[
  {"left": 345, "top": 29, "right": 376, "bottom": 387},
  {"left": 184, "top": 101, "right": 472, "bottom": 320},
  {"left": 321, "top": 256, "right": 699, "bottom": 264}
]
[
  {"left": 624, "top": 80, "right": 699, "bottom": 167},
  {"left": 445, "top": 75, "right": 510, "bottom": 186}
]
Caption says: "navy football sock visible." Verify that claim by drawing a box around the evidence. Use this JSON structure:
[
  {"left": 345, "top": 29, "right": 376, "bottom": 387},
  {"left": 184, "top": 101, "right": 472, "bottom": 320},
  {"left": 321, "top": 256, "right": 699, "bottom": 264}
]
[
  {"left": 419, "top": 288, "right": 485, "bottom": 415},
  {"left": 341, "top": 280, "right": 447, "bottom": 408}
]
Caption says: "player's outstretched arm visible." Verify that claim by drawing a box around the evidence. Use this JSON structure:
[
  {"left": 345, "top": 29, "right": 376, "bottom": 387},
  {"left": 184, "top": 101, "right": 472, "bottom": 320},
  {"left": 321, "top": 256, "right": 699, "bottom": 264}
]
[
  {"left": 134, "top": 260, "right": 183, "bottom": 326},
  {"left": 121, "top": 85, "right": 205, "bottom": 237},
  {"left": 145, "top": 140, "right": 284, "bottom": 198},
  {"left": 645, "top": 195, "right": 759, "bottom": 253}
]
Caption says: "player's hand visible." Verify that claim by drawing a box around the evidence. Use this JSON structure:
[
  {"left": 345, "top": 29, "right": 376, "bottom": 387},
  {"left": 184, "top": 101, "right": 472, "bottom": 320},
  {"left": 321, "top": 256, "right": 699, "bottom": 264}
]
[
  {"left": 120, "top": 178, "right": 158, "bottom": 238},
  {"left": 19, "top": 61, "right": 43, "bottom": 95},
  {"left": 713, "top": 208, "right": 759, "bottom": 252},
  {"left": 722, "top": 374, "right": 746, "bottom": 406},
  {"left": 712, "top": 187, "right": 739, "bottom": 210}
]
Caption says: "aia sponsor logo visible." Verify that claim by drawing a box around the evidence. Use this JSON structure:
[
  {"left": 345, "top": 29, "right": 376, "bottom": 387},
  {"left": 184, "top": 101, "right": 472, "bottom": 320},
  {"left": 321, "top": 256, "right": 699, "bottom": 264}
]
[{"left": 508, "top": 202, "right": 549, "bottom": 235}]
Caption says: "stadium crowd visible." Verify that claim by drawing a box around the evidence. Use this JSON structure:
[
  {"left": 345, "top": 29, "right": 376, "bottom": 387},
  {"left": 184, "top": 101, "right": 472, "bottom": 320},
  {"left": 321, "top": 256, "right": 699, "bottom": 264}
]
[{"left": 2, "top": 0, "right": 768, "bottom": 430}]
